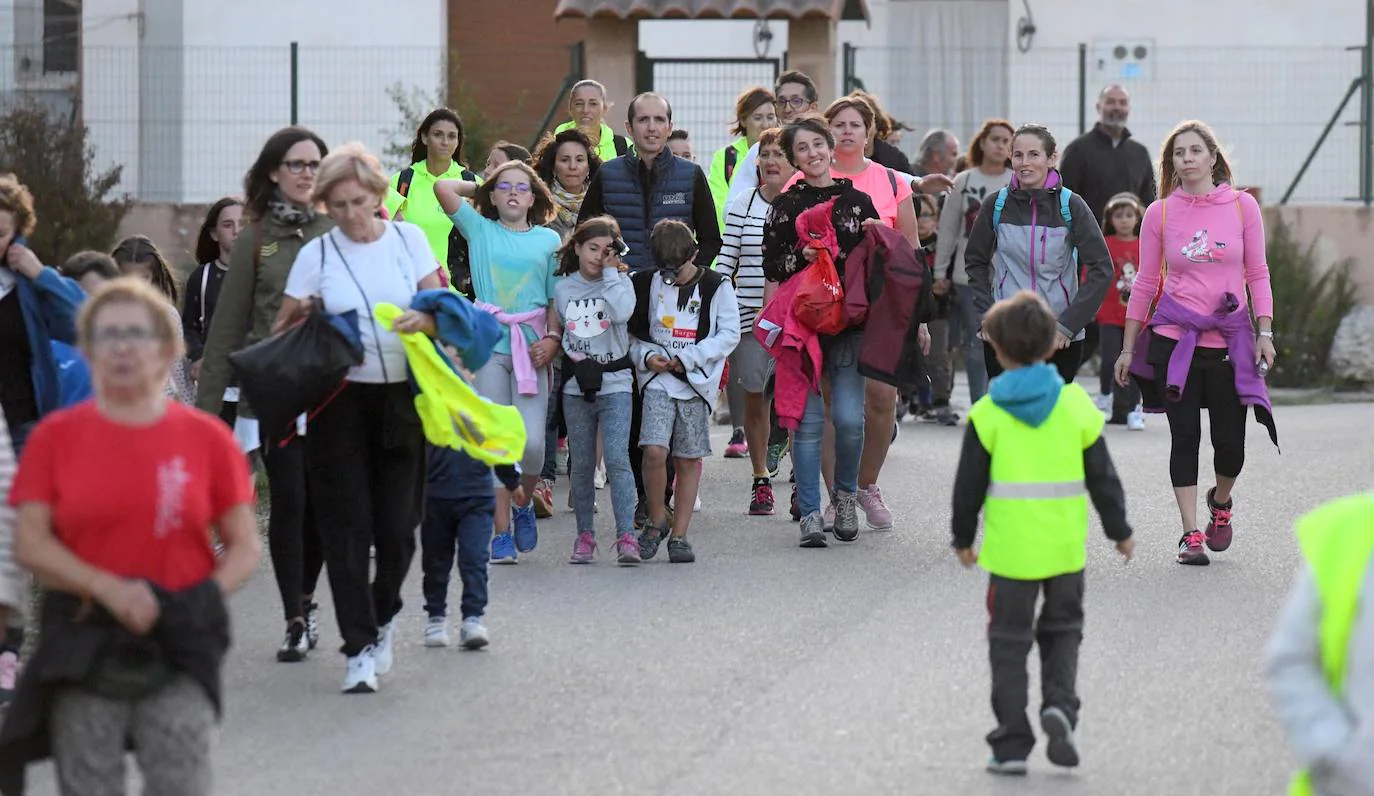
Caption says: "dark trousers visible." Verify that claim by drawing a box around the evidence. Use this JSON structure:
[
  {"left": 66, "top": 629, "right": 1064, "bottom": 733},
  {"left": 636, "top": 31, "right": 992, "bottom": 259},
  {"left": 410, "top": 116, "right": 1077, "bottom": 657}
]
[
  {"left": 218, "top": 400, "right": 238, "bottom": 430},
  {"left": 421, "top": 495, "right": 493, "bottom": 620},
  {"left": 260, "top": 430, "right": 325, "bottom": 624},
  {"left": 305, "top": 382, "right": 425, "bottom": 657},
  {"left": 1095, "top": 324, "right": 1141, "bottom": 420},
  {"left": 1154, "top": 340, "right": 1248, "bottom": 487},
  {"left": 985, "top": 340, "right": 1084, "bottom": 385},
  {"left": 986, "top": 571, "right": 1085, "bottom": 761},
  {"left": 629, "top": 385, "right": 675, "bottom": 502}
]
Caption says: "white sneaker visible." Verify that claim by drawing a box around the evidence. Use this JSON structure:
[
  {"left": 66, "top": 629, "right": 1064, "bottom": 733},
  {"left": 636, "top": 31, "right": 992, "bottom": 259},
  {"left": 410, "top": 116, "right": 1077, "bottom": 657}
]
[
  {"left": 594, "top": 463, "right": 607, "bottom": 490},
  {"left": 424, "top": 616, "right": 450, "bottom": 648},
  {"left": 1093, "top": 392, "right": 1111, "bottom": 415},
  {"left": 342, "top": 646, "right": 378, "bottom": 694},
  {"left": 1127, "top": 409, "right": 1146, "bottom": 431},
  {"left": 374, "top": 621, "right": 394, "bottom": 675},
  {"left": 460, "top": 616, "right": 490, "bottom": 650}
]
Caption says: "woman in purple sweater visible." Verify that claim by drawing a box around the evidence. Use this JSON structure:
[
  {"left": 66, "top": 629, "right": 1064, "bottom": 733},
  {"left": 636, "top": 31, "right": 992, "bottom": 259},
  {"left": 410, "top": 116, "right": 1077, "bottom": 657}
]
[{"left": 1114, "top": 120, "right": 1277, "bottom": 567}]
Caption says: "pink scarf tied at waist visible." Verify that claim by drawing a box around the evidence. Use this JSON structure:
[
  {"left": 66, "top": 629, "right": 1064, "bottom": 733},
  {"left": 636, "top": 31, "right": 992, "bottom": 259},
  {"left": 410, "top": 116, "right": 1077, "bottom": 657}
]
[{"left": 475, "top": 302, "right": 547, "bottom": 395}]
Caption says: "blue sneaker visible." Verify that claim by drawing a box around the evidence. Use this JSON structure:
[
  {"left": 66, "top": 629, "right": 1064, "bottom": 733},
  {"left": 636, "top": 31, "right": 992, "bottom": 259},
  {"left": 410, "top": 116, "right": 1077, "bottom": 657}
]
[
  {"left": 490, "top": 532, "right": 517, "bottom": 565},
  {"left": 512, "top": 504, "right": 538, "bottom": 552}
]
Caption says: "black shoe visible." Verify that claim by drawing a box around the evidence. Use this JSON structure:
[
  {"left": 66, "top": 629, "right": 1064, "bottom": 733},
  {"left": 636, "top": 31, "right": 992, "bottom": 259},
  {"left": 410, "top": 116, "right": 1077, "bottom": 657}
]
[
  {"left": 1040, "top": 707, "right": 1080, "bottom": 768},
  {"left": 638, "top": 522, "right": 668, "bottom": 560},
  {"left": 667, "top": 537, "right": 695, "bottom": 563},
  {"left": 277, "top": 622, "right": 308, "bottom": 663},
  {"left": 789, "top": 484, "right": 801, "bottom": 522}
]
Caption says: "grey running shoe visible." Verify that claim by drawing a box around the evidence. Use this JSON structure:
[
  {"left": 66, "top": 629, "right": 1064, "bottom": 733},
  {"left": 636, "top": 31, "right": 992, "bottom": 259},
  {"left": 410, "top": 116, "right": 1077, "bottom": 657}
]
[
  {"left": 1040, "top": 707, "right": 1080, "bottom": 768},
  {"left": 833, "top": 490, "right": 860, "bottom": 542},
  {"left": 667, "top": 537, "right": 695, "bottom": 563},
  {"left": 799, "top": 511, "right": 827, "bottom": 548},
  {"left": 985, "top": 758, "right": 1028, "bottom": 776}
]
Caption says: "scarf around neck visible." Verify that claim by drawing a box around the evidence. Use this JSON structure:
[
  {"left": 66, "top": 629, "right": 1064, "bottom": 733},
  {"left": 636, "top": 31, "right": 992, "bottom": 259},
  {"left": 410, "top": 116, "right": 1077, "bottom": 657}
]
[
  {"left": 267, "top": 190, "right": 317, "bottom": 227},
  {"left": 551, "top": 181, "right": 585, "bottom": 229}
]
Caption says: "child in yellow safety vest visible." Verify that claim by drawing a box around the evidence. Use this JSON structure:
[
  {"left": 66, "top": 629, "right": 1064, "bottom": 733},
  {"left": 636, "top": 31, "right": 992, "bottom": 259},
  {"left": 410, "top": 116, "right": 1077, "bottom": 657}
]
[
  {"left": 1266, "top": 493, "right": 1374, "bottom": 796},
  {"left": 951, "top": 290, "right": 1135, "bottom": 776}
]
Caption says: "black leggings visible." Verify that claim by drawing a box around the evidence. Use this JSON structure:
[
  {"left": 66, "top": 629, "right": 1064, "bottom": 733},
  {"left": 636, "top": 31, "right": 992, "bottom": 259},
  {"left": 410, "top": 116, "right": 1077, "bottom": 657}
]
[
  {"left": 260, "top": 430, "right": 326, "bottom": 624},
  {"left": 1156, "top": 342, "right": 1248, "bottom": 487},
  {"left": 985, "top": 340, "right": 1085, "bottom": 385}
]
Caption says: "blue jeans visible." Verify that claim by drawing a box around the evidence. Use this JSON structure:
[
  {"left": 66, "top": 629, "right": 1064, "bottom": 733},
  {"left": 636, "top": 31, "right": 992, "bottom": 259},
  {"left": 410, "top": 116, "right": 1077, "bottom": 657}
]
[
  {"left": 793, "top": 331, "right": 866, "bottom": 516},
  {"left": 948, "top": 286, "right": 988, "bottom": 403},
  {"left": 563, "top": 390, "right": 636, "bottom": 535},
  {"left": 421, "top": 495, "right": 493, "bottom": 620}
]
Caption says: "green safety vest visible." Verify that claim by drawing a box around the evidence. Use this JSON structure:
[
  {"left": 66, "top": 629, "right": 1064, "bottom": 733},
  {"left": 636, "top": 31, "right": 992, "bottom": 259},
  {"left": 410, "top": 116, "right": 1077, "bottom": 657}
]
[
  {"left": 1289, "top": 494, "right": 1374, "bottom": 796},
  {"left": 967, "top": 383, "right": 1104, "bottom": 581},
  {"left": 553, "top": 121, "right": 630, "bottom": 165},
  {"left": 708, "top": 137, "right": 749, "bottom": 231},
  {"left": 385, "top": 160, "right": 476, "bottom": 268}
]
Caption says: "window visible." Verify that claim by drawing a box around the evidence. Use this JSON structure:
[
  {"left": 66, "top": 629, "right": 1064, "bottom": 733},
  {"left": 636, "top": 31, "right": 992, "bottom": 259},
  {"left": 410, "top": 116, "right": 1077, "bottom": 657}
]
[{"left": 43, "top": 0, "right": 80, "bottom": 74}]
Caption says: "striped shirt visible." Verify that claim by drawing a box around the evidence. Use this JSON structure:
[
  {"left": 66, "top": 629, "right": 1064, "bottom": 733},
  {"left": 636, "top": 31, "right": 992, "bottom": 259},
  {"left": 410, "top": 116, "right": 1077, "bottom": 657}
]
[{"left": 714, "top": 188, "right": 770, "bottom": 332}]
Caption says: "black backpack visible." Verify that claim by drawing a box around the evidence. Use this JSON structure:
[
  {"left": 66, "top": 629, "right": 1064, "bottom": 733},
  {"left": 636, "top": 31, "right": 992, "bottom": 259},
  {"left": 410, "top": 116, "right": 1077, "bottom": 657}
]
[
  {"left": 613, "top": 134, "right": 630, "bottom": 157},
  {"left": 397, "top": 166, "right": 478, "bottom": 299}
]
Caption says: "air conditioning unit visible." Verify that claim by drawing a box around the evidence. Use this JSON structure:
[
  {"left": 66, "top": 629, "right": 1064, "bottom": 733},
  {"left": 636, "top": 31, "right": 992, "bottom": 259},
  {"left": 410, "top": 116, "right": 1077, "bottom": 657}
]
[{"left": 1091, "top": 39, "right": 1154, "bottom": 82}]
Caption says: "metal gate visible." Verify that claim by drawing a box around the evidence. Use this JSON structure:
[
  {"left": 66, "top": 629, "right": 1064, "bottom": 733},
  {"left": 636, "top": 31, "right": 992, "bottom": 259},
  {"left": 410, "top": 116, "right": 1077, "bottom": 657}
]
[{"left": 635, "top": 55, "right": 782, "bottom": 161}]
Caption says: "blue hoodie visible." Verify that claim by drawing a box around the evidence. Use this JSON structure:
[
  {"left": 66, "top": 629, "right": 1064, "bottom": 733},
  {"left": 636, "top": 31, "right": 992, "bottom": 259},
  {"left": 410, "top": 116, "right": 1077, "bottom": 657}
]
[{"left": 988, "top": 362, "right": 1064, "bottom": 427}]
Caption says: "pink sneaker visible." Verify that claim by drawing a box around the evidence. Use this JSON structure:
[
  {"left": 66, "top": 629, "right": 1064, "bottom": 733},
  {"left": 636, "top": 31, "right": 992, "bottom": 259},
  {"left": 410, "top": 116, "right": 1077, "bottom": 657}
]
[
  {"left": 615, "top": 533, "right": 642, "bottom": 566},
  {"left": 724, "top": 428, "right": 748, "bottom": 458},
  {"left": 857, "top": 485, "right": 894, "bottom": 531},
  {"left": 569, "top": 532, "right": 597, "bottom": 564}
]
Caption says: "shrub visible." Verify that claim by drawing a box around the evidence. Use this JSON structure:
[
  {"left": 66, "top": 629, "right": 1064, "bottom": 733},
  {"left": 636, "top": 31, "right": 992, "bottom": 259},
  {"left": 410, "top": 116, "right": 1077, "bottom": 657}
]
[
  {"left": 0, "top": 99, "right": 132, "bottom": 265},
  {"left": 1264, "top": 214, "right": 1359, "bottom": 387}
]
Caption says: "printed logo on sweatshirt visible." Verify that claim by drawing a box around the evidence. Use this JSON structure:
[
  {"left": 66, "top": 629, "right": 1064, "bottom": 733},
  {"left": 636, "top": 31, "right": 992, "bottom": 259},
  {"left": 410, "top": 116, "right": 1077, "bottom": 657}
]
[
  {"left": 1180, "top": 229, "right": 1228, "bottom": 263},
  {"left": 661, "top": 192, "right": 688, "bottom": 206},
  {"left": 564, "top": 297, "right": 611, "bottom": 340}
]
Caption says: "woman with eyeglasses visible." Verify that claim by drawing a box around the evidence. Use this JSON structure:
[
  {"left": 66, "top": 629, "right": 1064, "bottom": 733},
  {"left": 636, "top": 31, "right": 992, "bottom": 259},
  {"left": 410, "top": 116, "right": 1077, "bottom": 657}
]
[
  {"left": 436, "top": 162, "right": 562, "bottom": 565},
  {"left": 195, "top": 126, "right": 334, "bottom": 665}
]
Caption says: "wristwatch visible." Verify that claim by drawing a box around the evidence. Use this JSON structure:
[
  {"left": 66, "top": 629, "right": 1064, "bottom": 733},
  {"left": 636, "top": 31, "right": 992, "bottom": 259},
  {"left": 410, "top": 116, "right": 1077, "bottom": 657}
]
[{"left": 1258, "top": 330, "right": 1274, "bottom": 339}]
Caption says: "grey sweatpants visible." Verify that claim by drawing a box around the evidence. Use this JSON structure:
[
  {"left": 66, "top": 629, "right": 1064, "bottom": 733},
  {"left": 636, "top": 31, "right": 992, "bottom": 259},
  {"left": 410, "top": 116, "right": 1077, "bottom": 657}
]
[
  {"left": 474, "top": 352, "right": 550, "bottom": 480},
  {"left": 50, "top": 675, "right": 215, "bottom": 796}
]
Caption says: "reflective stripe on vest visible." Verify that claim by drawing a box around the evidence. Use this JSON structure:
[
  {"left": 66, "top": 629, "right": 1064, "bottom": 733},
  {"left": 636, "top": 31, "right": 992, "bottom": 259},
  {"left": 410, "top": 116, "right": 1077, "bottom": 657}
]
[
  {"left": 967, "top": 382, "right": 1104, "bottom": 581},
  {"left": 986, "top": 481, "right": 1088, "bottom": 500},
  {"left": 1289, "top": 494, "right": 1374, "bottom": 796}
]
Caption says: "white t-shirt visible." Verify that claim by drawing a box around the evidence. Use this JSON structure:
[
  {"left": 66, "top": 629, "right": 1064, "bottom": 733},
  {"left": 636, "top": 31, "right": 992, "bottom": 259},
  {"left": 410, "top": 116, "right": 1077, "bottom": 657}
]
[
  {"left": 646, "top": 277, "right": 705, "bottom": 401},
  {"left": 284, "top": 222, "right": 438, "bottom": 384}
]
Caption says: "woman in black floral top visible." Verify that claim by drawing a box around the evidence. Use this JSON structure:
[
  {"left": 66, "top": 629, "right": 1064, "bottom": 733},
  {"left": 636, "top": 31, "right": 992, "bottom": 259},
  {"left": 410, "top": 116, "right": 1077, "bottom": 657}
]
[{"left": 761, "top": 115, "right": 878, "bottom": 547}]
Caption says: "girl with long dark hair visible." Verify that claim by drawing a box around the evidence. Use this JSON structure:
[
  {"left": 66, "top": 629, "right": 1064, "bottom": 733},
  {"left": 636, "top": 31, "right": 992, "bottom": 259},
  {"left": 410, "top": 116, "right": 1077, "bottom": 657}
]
[
  {"left": 182, "top": 197, "right": 244, "bottom": 426},
  {"left": 386, "top": 107, "right": 478, "bottom": 284}
]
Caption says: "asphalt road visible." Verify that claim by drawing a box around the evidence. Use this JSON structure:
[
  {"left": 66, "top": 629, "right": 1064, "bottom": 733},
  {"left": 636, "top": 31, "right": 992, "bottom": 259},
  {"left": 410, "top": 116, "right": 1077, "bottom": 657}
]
[{"left": 22, "top": 397, "right": 1374, "bottom": 795}]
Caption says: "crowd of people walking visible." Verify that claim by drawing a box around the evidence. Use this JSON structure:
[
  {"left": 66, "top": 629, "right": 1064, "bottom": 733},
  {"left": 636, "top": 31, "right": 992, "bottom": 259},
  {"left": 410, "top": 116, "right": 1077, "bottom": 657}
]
[{"left": 4, "top": 67, "right": 1361, "bottom": 795}]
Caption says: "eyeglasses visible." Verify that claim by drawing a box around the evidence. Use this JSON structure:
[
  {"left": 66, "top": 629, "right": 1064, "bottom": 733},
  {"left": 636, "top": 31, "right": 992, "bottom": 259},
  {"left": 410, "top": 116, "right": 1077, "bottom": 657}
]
[
  {"left": 91, "top": 326, "right": 164, "bottom": 348},
  {"left": 776, "top": 96, "right": 810, "bottom": 110},
  {"left": 494, "top": 181, "right": 532, "bottom": 194},
  {"left": 283, "top": 159, "right": 321, "bottom": 175}
]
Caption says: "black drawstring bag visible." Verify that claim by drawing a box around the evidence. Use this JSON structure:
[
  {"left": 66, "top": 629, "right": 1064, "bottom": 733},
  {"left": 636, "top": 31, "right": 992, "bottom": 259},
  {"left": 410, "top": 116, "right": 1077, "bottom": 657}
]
[{"left": 228, "top": 308, "right": 363, "bottom": 441}]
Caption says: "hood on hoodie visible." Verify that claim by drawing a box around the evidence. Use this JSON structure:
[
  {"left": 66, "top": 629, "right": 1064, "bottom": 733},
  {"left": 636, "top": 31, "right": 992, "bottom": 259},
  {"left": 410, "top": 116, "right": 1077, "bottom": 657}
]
[
  {"left": 989, "top": 362, "right": 1064, "bottom": 427},
  {"left": 1008, "top": 168, "right": 1063, "bottom": 193}
]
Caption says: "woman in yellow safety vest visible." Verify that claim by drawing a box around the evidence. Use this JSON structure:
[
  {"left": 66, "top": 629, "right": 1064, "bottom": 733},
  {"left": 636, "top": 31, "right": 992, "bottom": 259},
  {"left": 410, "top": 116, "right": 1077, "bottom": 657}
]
[
  {"left": 555, "top": 79, "right": 631, "bottom": 165},
  {"left": 386, "top": 108, "right": 479, "bottom": 286},
  {"left": 708, "top": 86, "right": 776, "bottom": 231},
  {"left": 1266, "top": 493, "right": 1374, "bottom": 796}
]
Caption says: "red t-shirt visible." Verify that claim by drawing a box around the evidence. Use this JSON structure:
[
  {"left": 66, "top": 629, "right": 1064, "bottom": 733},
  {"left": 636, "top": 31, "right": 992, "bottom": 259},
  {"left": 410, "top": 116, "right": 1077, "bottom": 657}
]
[
  {"left": 1097, "top": 235, "right": 1141, "bottom": 327},
  {"left": 9, "top": 401, "right": 253, "bottom": 591}
]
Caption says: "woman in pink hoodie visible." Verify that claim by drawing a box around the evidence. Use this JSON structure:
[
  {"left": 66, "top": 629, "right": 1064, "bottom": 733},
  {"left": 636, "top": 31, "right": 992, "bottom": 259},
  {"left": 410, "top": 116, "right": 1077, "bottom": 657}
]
[{"left": 1114, "top": 120, "right": 1277, "bottom": 567}]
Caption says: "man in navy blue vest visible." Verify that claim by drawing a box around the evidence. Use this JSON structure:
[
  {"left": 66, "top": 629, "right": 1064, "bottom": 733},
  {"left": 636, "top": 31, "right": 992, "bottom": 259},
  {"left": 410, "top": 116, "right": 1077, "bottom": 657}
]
[
  {"left": 577, "top": 92, "right": 723, "bottom": 524},
  {"left": 577, "top": 92, "right": 721, "bottom": 274}
]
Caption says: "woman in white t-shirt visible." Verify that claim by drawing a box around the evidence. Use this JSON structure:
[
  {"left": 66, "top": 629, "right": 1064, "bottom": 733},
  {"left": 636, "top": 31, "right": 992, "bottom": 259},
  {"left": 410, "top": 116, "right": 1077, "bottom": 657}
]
[{"left": 274, "top": 142, "right": 444, "bottom": 695}]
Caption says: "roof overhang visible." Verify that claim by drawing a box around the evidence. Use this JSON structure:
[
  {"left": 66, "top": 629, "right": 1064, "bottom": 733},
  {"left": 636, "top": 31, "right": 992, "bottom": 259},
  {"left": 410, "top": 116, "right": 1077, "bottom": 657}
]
[{"left": 554, "top": 0, "right": 869, "bottom": 22}]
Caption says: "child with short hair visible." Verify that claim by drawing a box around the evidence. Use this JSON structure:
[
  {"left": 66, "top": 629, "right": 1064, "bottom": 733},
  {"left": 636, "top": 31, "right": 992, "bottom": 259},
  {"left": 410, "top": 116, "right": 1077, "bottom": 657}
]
[
  {"left": 951, "top": 290, "right": 1134, "bottom": 775},
  {"left": 628, "top": 220, "right": 740, "bottom": 563},
  {"left": 420, "top": 346, "right": 523, "bottom": 650}
]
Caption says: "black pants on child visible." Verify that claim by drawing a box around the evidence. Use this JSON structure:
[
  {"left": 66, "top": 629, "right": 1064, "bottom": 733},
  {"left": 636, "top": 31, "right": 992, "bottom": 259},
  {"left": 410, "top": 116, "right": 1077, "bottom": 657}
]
[
  {"left": 260, "top": 430, "right": 325, "bottom": 624},
  {"left": 1096, "top": 324, "right": 1141, "bottom": 421},
  {"left": 305, "top": 382, "right": 425, "bottom": 657},
  {"left": 985, "top": 340, "right": 1084, "bottom": 385},
  {"left": 421, "top": 495, "right": 493, "bottom": 620},
  {"left": 986, "top": 571, "right": 1085, "bottom": 761}
]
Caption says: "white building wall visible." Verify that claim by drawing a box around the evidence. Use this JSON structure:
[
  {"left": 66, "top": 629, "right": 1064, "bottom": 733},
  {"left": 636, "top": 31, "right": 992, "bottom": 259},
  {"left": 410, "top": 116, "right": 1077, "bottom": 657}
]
[
  {"left": 1008, "top": 0, "right": 1365, "bottom": 203},
  {"left": 81, "top": 0, "right": 446, "bottom": 203}
]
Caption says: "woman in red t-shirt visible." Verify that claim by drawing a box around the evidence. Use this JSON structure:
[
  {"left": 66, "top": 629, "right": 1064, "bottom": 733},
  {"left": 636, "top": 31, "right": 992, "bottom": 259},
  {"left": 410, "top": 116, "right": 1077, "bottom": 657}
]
[{"left": 7, "top": 278, "right": 259, "bottom": 792}]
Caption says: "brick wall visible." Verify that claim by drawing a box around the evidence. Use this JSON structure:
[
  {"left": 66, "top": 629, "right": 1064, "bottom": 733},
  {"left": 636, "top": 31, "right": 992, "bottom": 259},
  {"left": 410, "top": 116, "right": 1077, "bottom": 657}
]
[{"left": 448, "top": 0, "right": 587, "bottom": 157}]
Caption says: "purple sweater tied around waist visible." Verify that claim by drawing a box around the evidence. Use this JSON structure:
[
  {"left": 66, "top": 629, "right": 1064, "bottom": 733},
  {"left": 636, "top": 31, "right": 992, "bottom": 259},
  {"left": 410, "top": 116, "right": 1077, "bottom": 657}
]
[{"left": 1128, "top": 291, "right": 1278, "bottom": 448}]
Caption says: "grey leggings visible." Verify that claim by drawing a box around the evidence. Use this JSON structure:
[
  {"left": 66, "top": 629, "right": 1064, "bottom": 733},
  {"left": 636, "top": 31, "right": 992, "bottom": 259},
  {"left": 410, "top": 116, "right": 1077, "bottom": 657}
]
[
  {"left": 563, "top": 390, "right": 637, "bottom": 535},
  {"left": 50, "top": 675, "right": 215, "bottom": 796},
  {"left": 474, "top": 352, "right": 549, "bottom": 481}
]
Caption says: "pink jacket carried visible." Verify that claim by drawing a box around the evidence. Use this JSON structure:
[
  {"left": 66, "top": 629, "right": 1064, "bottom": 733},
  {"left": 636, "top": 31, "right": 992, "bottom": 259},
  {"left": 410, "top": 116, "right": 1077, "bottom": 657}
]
[{"left": 753, "top": 275, "right": 821, "bottom": 429}]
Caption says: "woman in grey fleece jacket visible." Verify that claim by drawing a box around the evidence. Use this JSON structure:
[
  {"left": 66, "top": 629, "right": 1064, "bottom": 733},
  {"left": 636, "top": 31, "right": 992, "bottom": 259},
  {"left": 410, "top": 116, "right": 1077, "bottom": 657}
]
[{"left": 1266, "top": 493, "right": 1374, "bottom": 796}]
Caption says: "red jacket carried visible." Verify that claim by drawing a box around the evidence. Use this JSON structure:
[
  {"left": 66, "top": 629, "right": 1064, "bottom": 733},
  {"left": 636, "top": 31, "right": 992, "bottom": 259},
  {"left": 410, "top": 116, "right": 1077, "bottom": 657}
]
[
  {"left": 754, "top": 275, "right": 821, "bottom": 430},
  {"left": 843, "top": 224, "right": 933, "bottom": 391}
]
